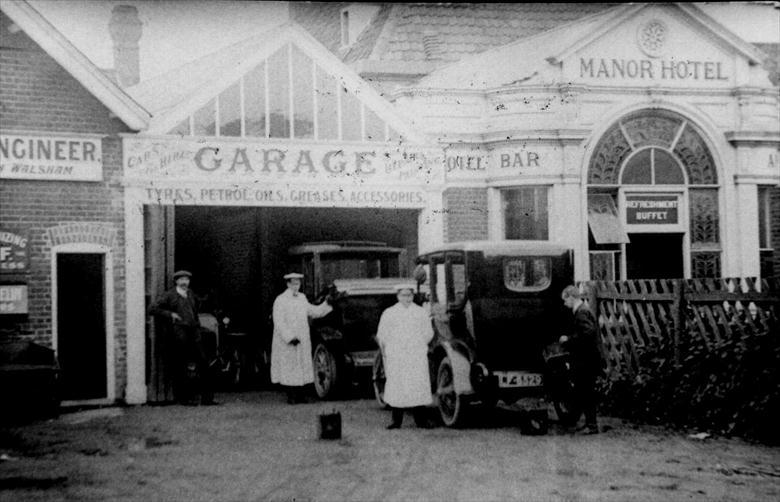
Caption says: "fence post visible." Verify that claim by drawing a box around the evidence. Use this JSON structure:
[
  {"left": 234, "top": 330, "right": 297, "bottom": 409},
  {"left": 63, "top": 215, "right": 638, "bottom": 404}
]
[{"left": 670, "top": 279, "right": 684, "bottom": 367}]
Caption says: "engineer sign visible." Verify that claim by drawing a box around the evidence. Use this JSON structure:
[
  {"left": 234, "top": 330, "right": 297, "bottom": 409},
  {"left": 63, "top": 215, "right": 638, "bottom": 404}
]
[{"left": 625, "top": 195, "right": 679, "bottom": 224}]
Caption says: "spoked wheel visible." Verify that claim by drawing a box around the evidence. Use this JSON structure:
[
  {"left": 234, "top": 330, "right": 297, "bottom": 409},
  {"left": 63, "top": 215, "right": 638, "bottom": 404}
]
[
  {"left": 436, "top": 357, "right": 466, "bottom": 427},
  {"left": 313, "top": 343, "right": 339, "bottom": 399},
  {"left": 372, "top": 352, "right": 388, "bottom": 408}
]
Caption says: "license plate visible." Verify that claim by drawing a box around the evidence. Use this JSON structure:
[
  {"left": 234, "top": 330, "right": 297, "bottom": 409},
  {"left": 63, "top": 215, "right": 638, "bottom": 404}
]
[{"left": 494, "top": 371, "right": 543, "bottom": 388}]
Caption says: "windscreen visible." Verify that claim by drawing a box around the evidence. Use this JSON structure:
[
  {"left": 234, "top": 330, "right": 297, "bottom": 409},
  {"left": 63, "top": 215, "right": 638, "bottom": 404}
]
[
  {"left": 503, "top": 257, "right": 551, "bottom": 292},
  {"left": 320, "top": 252, "right": 400, "bottom": 284}
]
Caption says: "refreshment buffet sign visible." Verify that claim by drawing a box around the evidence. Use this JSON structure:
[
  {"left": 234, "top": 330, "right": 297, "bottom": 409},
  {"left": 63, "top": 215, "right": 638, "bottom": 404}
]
[{"left": 123, "top": 138, "right": 443, "bottom": 208}]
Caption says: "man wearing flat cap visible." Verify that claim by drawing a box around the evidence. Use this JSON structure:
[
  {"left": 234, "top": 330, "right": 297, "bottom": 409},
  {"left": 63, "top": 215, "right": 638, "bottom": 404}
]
[
  {"left": 271, "top": 272, "right": 333, "bottom": 404},
  {"left": 149, "top": 270, "right": 216, "bottom": 405},
  {"left": 376, "top": 283, "right": 435, "bottom": 429}
]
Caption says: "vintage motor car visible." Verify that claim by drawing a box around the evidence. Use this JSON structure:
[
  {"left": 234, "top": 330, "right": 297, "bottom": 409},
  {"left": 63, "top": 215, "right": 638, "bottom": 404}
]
[
  {"left": 373, "top": 240, "right": 575, "bottom": 431},
  {"left": 286, "top": 241, "right": 410, "bottom": 399}
]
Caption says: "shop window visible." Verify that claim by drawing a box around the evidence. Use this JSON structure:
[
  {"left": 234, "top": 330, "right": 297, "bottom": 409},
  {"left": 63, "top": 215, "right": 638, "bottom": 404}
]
[
  {"left": 169, "top": 118, "right": 190, "bottom": 136},
  {"left": 193, "top": 98, "right": 216, "bottom": 136},
  {"left": 758, "top": 186, "right": 774, "bottom": 277},
  {"left": 502, "top": 186, "right": 549, "bottom": 240},
  {"left": 364, "top": 107, "right": 385, "bottom": 142},
  {"left": 243, "top": 63, "right": 266, "bottom": 137},
  {"left": 316, "top": 67, "right": 339, "bottom": 140},
  {"left": 218, "top": 82, "right": 241, "bottom": 137},
  {"left": 589, "top": 251, "right": 620, "bottom": 281},
  {"left": 292, "top": 46, "right": 314, "bottom": 139},
  {"left": 341, "top": 87, "right": 362, "bottom": 141},
  {"left": 267, "top": 46, "right": 290, "bottom": 138},
  {"left": 167, "top": 43, "right": 395, "bottom": 142},
  {"left": 689, "top": 188, "right": 721, "bottom": 278}
]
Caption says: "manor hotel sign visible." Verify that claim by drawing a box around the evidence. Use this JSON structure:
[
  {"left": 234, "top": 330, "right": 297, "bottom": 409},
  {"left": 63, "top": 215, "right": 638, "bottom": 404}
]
[{"left": 580, "top": 57, "right": 728, "bottom": 81}]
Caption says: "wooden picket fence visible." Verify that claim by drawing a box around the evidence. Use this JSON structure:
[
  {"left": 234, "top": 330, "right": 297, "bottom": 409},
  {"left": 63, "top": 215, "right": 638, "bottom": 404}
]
[{"left": 579, "top": 277, "right": 780, "bottom": 378}]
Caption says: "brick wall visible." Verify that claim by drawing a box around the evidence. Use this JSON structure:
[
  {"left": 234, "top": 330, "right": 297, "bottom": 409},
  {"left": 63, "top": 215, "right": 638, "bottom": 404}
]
[
  {"left": 443, "top": 187, "right": 488, "bottom": 242},
  {"left": 0, "top": 15, "right": 132, "bottom": 399}
]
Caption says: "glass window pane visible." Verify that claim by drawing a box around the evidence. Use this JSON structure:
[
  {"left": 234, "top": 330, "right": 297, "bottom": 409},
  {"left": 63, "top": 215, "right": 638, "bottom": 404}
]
[
  {"left": 435, "top": 263, "right": 446, "bottom": 304},
  {"left": 364, "top": 106, "right": 385, "bottom": 142},
  {"left": 193, "top": 99, "right": 216, "bottom": 136},
  {"left": 315, "top": 67, "right": 338, "bottom": 140},
  {"left": 219, "top": 82, "right": 241, "bottom": 137},
  {"left": 267, "top": 45, "right": 290, "bottom": 139},
  {"left": 169, "top": 118, "right": 189, "bottom": 136},
  {"left": 292, "top": 46, "right": 314, "bottom": 139},
  {"left": 653, "top": 149, "right": 684, "bottom": 184},
  {"left": 341, "top": 87, "right": 361, "bottom": 141},
  {"left": 503, "top": 187, "right": 549, "bottom": 240},
  {"left": 758, "top": 186, "right": 769, "bottom": 248},
  {"left": 244, "top": 63, "right": 266, "bottom": 137},
  {"left": 388, "top": 127, "right": 403, "bottom": 144},
  {"left": 621, "top": 149, "right": 651, "bottom": 184}
]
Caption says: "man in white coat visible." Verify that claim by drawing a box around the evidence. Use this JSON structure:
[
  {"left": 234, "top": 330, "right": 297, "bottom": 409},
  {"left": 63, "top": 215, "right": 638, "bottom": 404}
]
[
  {"left": 271, "top": 273, "right": 333, "bottom": 404},
  {"left": 376, "top": 283, "right": 435, "bottom": 429}
]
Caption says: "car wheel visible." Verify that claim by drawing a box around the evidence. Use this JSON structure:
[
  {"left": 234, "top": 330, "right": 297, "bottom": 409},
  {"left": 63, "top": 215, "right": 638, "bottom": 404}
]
[
  {"left": 313, "top": 343, "right": 339, "bottom": 399},
  {"left": 372, "top": 352, "right": 388, "bottom": 408},
  {"left": 436, "top": 356, "right": 466, "bottom": 427}
]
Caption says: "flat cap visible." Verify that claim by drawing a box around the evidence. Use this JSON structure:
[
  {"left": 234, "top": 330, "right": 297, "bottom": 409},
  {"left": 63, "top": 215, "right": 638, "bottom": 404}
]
[{"left": 173, "top": 270, "right": 192, "bottom": 280}]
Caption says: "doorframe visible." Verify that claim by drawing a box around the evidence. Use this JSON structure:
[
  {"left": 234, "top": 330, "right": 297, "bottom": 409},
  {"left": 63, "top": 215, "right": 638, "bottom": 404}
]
[
  {"left": 619, "top": 186, "right": 690, "bottom": 279},
  {"left": 51, "top": 243, "right": 116, "bottom": 405}
]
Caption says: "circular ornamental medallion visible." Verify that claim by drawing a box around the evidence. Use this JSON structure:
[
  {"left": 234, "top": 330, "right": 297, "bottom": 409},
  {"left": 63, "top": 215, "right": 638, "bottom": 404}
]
[{"left": 637, "top": 19, "right": 667, "bottom": 58}]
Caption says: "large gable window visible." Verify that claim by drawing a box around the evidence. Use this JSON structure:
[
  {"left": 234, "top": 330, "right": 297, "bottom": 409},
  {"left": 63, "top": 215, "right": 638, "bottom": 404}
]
[{"left": 169, "top": 43, "right": 400, "bottom": 143}]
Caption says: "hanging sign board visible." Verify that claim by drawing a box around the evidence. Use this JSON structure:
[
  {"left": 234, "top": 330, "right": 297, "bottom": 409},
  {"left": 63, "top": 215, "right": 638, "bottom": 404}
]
[
  {"left": 625, "top": 194, "right": 679, "bottom": 224},
  {"left": 0, "top": 285, "right": 28, "bottom": 314},
  {"left": 0, "top": 229, "right": 29, "bottom": 273}
]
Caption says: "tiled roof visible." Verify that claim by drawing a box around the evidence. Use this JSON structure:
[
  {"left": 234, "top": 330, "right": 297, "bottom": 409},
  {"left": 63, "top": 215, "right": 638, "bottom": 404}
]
[
  {"left": 295, "top": 2, "right": 616, "bottom": 65},
  {"left": 755, "top": 43, "right": 780, "bottom": 86}
]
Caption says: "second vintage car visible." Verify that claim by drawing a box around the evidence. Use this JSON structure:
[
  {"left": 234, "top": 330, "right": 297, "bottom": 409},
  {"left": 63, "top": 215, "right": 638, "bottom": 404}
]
[{"left": 286, "top": 241, "right": 412, "bottom": 399}]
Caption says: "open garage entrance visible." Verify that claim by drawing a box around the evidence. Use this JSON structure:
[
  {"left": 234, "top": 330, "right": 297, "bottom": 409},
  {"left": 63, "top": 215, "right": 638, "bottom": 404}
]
[{"left": 144, "top": 205, "right": 419, "bottom": 400}]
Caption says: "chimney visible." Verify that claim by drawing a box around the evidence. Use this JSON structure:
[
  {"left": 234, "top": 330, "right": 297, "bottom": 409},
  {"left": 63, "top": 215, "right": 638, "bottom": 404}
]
[{"left": 109, "top": 5, "right": 142, "bottom": 87}]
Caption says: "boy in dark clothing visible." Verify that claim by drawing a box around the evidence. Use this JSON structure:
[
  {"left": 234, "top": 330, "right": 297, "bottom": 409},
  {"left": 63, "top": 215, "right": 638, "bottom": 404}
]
[{"left": 560, "top": 285, "right": 603, "bottom": 434}]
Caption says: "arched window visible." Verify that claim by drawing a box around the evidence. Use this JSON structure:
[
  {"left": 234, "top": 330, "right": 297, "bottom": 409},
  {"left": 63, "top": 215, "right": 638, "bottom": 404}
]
[
  {"left": 587, "top": 110, "right": 721, "bottom": 278},
  {"left": 620, "top": 147, "right": 685, "bottom": 185}
]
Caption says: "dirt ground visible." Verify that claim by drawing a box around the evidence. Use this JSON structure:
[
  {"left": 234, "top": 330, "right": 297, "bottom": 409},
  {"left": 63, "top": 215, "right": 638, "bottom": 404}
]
[{"left": 1, "top": 391, "right": 779, "bottom": 502}]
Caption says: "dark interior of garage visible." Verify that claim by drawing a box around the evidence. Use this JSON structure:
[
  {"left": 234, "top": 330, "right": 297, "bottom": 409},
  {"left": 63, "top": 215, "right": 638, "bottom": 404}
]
[{"left": 173, "top": 206, "right": 419, "bottom": 342}]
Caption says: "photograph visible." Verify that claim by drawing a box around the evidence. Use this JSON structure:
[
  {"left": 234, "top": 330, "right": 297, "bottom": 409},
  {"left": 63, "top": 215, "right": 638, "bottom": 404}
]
[{"left": 1, "top": 1, "right": 779, "bottom": 501}]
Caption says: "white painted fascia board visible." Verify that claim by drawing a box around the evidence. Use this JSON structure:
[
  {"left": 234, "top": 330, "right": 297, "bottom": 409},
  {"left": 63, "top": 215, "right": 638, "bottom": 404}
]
[
  {"left": 676, "top": 2, "right": 768, "bottom": 64},
  {"left": 2, "top": 0, "right": 150, "bottom": 131}
]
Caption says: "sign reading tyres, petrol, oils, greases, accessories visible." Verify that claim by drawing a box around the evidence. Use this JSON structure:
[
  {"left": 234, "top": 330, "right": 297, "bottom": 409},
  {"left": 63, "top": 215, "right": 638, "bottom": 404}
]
[{"left": 626, "top": 194, "right": 679, "bottom": 224}]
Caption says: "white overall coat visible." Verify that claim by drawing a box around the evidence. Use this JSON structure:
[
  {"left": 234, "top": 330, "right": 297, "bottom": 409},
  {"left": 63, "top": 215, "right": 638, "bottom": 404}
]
[
  {"left": 376, "top": 302, "right": 434, "bottom": 408},
  {"left": 270, "top": 289, "right": 332, "bottom": 386}
]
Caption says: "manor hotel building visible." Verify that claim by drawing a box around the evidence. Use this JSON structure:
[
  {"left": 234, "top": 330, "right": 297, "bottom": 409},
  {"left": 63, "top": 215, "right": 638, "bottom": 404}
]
[{"left": 1, "top": 1, "right": 778, "bottom": 405}]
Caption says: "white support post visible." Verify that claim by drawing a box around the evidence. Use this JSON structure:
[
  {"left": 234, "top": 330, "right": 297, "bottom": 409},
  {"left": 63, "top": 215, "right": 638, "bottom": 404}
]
[
  {"left": 736, "top": 182, "right": 761, "bottom": 278},
  {"left": 124, "top": 196, "right": 147, "bottom": 404}
]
